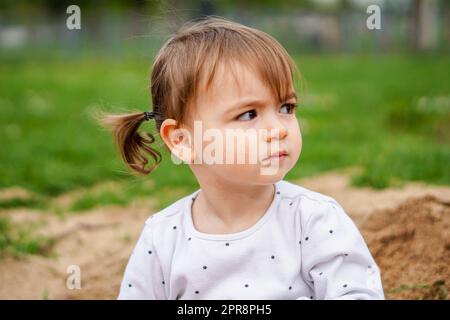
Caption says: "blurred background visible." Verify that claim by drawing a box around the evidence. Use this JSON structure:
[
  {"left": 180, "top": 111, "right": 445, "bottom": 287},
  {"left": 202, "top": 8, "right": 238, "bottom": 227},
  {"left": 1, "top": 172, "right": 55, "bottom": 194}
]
[{"left": 0, "top": 0, "right": 449, "bottom": 300}]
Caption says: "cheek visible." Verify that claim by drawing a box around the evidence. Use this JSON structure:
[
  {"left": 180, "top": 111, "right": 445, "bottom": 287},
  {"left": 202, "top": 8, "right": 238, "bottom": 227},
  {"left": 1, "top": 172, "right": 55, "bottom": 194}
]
[
  {"left": 290, "top": 121, "right": 302, "bottom": 159},
  {"left": 296, "top": 124, "right": 302, "bottom": 150}
]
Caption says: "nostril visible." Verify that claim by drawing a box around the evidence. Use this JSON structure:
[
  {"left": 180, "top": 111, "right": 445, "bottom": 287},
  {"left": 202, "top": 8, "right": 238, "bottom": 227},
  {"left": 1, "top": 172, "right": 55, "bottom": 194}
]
[{"left": 279, "top": 128, "right": 288, "bottom": 139}]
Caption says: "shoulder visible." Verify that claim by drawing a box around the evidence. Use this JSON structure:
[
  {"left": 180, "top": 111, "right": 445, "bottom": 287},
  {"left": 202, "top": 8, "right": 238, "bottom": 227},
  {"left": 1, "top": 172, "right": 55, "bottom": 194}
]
[
  {"left": 277, "top": 179, "right": 340, "bottom": 206},
  {"left": 141, "top": 190, "right": 196, "bottom": 238},
  {"left": 277, "top": 179, "right": 346, "bottom": 223}
]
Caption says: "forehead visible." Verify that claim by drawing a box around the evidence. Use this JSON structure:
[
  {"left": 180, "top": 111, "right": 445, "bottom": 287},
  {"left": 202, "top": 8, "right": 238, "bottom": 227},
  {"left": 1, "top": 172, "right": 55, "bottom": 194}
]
[{"left": 194, "top": 62, "right": 276, "bottom": 114}]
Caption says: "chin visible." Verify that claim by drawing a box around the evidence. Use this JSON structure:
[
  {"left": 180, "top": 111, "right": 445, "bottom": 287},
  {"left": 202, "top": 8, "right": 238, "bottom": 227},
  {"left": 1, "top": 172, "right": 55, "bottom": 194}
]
[{"left": 254, "top": 168, "right": 288, "bottom": 184}]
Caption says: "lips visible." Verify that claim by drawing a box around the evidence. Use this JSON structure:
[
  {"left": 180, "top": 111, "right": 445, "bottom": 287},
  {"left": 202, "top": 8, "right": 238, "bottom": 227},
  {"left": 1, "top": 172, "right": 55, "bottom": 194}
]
[{"left": 263, "top": 150, "right": 288, "bottom": 161}]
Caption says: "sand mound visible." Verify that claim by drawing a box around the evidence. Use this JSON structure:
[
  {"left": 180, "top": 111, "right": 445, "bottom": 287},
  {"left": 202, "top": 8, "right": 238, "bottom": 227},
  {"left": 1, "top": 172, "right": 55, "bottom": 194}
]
[{"left": 361, "top": 195, "right": 450, "bottom": 299}]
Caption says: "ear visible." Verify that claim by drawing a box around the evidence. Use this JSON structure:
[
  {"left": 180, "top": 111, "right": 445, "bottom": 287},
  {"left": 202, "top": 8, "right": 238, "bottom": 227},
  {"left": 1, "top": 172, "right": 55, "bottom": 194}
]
[{"left": 160, "top": 119, "right": 195, "bottom": 164}]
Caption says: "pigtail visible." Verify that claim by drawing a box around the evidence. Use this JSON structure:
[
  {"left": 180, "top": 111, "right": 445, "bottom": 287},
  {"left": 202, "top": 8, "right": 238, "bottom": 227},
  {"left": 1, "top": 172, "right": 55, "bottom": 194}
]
[{"left": 96, "top": 111, "right": 162, "bottom": 175}]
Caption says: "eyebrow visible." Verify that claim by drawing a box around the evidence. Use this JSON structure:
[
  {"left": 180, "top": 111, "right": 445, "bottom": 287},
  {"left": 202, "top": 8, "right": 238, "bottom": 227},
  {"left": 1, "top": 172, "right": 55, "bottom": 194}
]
[{"left": 224, "top": 92, "right": 297, "bottom": 116}]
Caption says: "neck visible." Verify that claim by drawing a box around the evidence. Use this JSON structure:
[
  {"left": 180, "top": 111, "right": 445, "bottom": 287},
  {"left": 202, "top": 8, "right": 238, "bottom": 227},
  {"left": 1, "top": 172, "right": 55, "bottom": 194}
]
[{"left": 192, "top": 175, "right": 276, "bottom": 233}]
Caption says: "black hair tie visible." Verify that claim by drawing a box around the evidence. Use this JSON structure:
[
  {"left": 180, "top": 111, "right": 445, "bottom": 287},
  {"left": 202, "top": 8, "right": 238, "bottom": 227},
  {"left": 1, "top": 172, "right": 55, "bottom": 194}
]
[{"left": 144, "top": 111, "right": 155, "bottom": 121}]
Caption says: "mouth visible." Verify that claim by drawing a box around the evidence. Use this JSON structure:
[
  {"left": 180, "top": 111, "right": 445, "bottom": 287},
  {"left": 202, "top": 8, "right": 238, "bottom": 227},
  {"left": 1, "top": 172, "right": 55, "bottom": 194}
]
[{"left": 262, "top": 150, "right": 289, "bottom": 161}]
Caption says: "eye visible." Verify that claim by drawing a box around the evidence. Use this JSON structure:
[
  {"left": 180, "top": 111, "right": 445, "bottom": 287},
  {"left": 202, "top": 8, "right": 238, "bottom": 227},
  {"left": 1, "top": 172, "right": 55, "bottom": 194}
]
[
  {"left": 280, "top": 103, "right": 298, "bottom": 114},
  {"left": 236, "top": 109, "right": 257, "bottom": 121}
]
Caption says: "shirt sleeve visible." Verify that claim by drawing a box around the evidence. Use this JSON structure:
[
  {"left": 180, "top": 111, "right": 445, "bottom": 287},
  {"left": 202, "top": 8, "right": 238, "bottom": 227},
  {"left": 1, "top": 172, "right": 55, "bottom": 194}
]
[
  {"left": 117, "top": 222, "right": 166, "bottom": 300},
  {"left": 297, "top": 198, "right": 385, "bottom": 300}
]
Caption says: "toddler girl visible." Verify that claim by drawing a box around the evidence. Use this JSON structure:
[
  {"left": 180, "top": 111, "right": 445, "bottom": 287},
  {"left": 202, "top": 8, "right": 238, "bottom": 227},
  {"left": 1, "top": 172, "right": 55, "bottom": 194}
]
[{"left": 101, "top": 16, "right": 384, "bottom": 300}]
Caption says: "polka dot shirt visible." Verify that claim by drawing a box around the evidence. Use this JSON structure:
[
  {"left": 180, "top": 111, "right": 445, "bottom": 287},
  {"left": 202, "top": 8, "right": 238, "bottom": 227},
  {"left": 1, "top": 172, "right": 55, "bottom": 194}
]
[{"left": 117, "top": 180, "right": 385, "bottom": 300}]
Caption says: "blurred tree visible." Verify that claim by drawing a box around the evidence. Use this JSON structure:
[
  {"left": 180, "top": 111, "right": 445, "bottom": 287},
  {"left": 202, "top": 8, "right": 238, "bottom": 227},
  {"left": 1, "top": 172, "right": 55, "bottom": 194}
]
[{"left": 410, "top": 0, "right": 439, "bottom": 51}]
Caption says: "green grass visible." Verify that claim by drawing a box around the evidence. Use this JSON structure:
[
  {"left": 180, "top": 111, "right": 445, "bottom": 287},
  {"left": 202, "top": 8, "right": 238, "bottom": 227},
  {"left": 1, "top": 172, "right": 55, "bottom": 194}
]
[
  {"left": 287, "top": 54, "right": 450, "bottom": 189},
  {"left": 386, "top": 280, "right": 448, "bottom": 300},
  {"left": 0, "top": 196, "right": 49, "bottom": 210},
  {"left": 0, "top": 53, "right": 449, "bottom": 214},
  {"left": 0, "top": 216, "right": 54, "bottom": 259}
]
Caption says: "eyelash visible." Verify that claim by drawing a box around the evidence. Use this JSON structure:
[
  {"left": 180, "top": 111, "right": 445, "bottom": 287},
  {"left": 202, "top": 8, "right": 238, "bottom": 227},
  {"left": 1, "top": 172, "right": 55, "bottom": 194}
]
[{"left": 235, "top": 103, "right": 298, "bottom": 121}]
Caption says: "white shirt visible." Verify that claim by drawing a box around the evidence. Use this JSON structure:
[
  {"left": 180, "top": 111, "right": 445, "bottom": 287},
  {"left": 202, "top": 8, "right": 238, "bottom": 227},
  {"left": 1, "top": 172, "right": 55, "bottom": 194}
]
[{"left": 117, "top": 179, "right": 385, "bottom": 300}]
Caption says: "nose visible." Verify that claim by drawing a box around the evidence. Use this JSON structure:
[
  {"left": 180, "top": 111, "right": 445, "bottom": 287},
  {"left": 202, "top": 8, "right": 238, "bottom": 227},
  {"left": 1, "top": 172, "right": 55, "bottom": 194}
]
[{"left": 263, "top": 115, "right": 288, "bottom": 143}]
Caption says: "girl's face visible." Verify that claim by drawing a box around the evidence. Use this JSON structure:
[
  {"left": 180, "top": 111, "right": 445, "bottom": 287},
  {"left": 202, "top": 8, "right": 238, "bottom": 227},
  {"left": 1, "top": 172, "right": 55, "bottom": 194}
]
[{"left": 177, "top": 62, "right": 302, "bottom": 186}]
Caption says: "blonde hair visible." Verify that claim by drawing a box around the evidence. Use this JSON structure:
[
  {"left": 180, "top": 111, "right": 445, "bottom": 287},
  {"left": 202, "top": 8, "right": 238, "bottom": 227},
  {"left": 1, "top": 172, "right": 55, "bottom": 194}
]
[{"left": 97, "top": 16, "right": 300, "bottom": 175}]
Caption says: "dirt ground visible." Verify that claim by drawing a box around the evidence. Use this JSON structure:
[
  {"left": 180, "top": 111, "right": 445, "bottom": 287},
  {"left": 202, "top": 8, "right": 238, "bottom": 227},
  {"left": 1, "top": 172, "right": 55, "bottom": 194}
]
[{"left": 0, "top": 168, "right": 449, "bottom": 299}]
